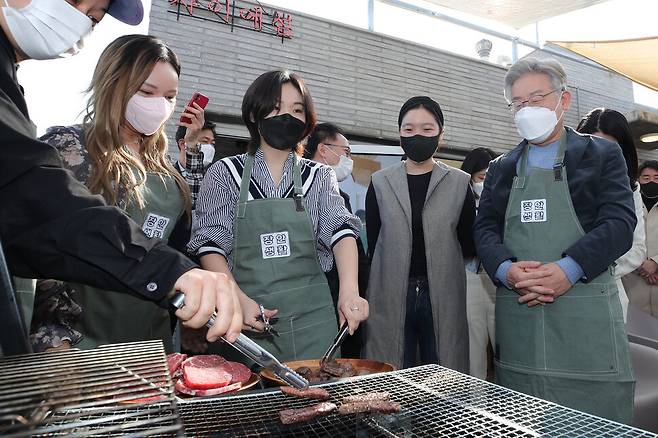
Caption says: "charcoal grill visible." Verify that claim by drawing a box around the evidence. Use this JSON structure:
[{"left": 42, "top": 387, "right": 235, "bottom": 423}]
[
  {"left": 0, "top": 340, "right": 183, "bottom": 437},
  {"left": 178, "top": 364, "right": 657, "bottom": 437}
]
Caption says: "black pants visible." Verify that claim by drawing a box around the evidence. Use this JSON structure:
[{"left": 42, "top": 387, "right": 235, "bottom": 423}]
[{"left": 403, "top": 276, "right": 438, "bottom": 368}]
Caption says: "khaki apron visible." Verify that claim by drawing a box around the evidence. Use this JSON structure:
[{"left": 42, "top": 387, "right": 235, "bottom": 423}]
[
  {"left": 73, "top": 172, "right": 184, "bottom": 352},
  {"left": 495, "top": 133, "right": 635, "bottom": 423},
  {"left": 219, "top": 153, "right": 337, "bottom": 362}
]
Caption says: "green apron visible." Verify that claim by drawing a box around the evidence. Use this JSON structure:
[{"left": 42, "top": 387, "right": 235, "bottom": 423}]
[
  {"left": 73, "top": 172, "right": 184, "bottom": 352},
  {"left": 222, "top": 153, "right": 337, "bottom": 362},
  {"left": 495, "top": 133, "right": 635, "bottom": 423}
]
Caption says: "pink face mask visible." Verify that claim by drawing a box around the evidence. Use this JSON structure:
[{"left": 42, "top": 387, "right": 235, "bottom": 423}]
[{"left": 124, "top": 94, "right": 175, "bottom": 136}]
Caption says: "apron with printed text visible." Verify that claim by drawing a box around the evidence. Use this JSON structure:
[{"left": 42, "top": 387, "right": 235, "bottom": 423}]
[{"left": 495, "top": 132, "right": 635, "bottom": 423}]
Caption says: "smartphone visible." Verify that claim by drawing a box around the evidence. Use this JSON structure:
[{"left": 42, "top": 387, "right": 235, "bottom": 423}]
[{"left": 180, "top": 92, "right": 209, "bottom": 124}]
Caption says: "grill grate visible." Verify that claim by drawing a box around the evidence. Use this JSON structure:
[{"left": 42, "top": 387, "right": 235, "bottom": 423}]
[
  {"left": 0, "top": 340, "right": 183, "bottom": 437},
  {"left": 179, "top": 364, "right": 656, "bottom": 437}
]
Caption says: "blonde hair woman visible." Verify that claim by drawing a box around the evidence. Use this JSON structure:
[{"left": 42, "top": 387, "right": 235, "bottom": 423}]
[{"left": 30, "top": 34, "right": 206, "bottom": 352}]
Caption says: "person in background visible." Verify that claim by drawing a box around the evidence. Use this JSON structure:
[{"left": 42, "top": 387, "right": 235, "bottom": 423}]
[
  {"left": 0, "top": 0, "right": 242, "bottom": 356},
  {"left": 461, "top": 147, "right": 497, "bottom": 379},
  {"left": 32, "top": 34, "right": 215, "bottom": 352},
  {"left": 175, "top": 121, "right": 217, "bottom": 209},
  {"left": 189, "top": 70, "right": 368, "bottom": 362},
  {"left": 364, "top": 96, "right": 476, "bottom": 371},
  {"left": 305, "top": 122, "right": 370, "bottom": 358},
  {"left": 577, "top": 108, "right": 645, "bottom": 321},
  {"left": 474, "top": 57, "right": 635, "bottom": 423},
  {"left": 622, "top": 160, "right": 658, "bottom": 317}
]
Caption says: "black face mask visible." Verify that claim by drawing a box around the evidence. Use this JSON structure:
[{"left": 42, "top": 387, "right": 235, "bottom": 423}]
[
  {"left": 400, "top": 134, "right": 439, "bottom": 163},
  {"left": 641, "top": 181, "right": 658, "bottom": 198},
  {"left": 258, "top": 113, "right": 306, "bottom": 151}
]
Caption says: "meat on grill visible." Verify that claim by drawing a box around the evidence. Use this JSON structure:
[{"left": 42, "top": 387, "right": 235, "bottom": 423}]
[
  {"left": 342, "top": 392, "right": 390, "bottom": 403},
  {"left": 175, "top": 379, "right": 241, "bottom": 397},
  {"left": 182, "top": 355, "right": 232, "bottom": 389},
  {"left": 166, "top": 353, "right": 188, "bottom": 379},
  {"left": 279, "top": 402, "right": 338, "bottom": 425},
  {"left": 280, "top": 385, "right": 330, "bottom": 400},
  {"left": 319, "top": 360, "right": 357, "bottom": 378},
  {"left": 338, "top": 400, "right": 402, "bottom": 415},
  {"left": 295, "top": 360, "right": 363, "bottom": 383}
]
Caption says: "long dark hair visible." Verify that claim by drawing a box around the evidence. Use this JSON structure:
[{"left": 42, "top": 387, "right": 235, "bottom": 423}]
[
  {"left": 577, "top": 108, "right": 638, "bottom": 190},
  {"left": 241, "top": 70, "right": 317, "bottom": 155},
  {"left": 461, "top": 147, "right": 497, "bottom": 176}
]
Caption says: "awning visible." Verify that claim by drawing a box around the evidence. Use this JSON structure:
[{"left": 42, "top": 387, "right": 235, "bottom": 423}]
[
  {"left": 550, "top": 37, "right": 658, "bottom": 92},
  {"left": 422, "top": 0, "right": 609, "bottom": 29}
]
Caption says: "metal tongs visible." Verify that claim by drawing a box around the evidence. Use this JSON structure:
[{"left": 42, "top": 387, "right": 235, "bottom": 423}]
[
  {"left": 320, "top": 321, "right": 350, "bottom": 365},
  {"left": 170, "top": 292, "right": 308, "bottom": 390}
]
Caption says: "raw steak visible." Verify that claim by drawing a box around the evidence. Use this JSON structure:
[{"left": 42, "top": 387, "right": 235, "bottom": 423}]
[
  {"left": 166, "top": 353, "right": 188, "bottom": 378},
  {"left": 343, "top": 392, "right": 390, "bottom": 403},
  {"left": 175, "top": 379, "right": 241, "bottom": 397},
  {"left": 220, "top": 361, "right": 252, "bottom": 384},
  {"left": 182, "top": 355, "right": 232, "bottom": 389},
  {"left": 280, "top": 402, "right": 337, "bottom": 425}
]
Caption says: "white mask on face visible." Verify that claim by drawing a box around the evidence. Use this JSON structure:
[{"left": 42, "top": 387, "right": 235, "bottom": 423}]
[
  {"left": 124, "top": 94, "right": 176, "bottom": 136},
  {"left": 472, "top": 181, "right": 484, "bottom": 197},
  {"left": 332, "top": 155, "right": 354, "bottom": 182},
  {"left": 514, "top": 93, "right": 564, "bottom": 144},
  {"left": 325, "top": 144, "right": 353, "bottom": 182},
  {"left": 1, "top": 0, "right": 93, "bottom": 60},
  {"left": 199, "top": 143, "right": 216, "bottom": 167}
]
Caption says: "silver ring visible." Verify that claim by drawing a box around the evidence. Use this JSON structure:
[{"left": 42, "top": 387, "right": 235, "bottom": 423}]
[{"left": 350, "top": 306, "right": 359, "bottom": 311}]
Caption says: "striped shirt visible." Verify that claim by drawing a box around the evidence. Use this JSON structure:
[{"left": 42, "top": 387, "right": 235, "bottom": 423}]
[{"left": 188, "top": 149, "right": 360, "bottom": 272}]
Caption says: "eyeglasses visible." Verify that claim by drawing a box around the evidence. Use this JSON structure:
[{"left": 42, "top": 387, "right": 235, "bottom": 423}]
[
  {"left": 324, "top": 143, "right": 351, "bottom": 157},
  {"left": 507, "top": 89, "right": 560, "bottom": 112}
]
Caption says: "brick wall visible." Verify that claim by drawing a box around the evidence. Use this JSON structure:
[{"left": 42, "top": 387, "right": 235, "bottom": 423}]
[{"left": 150, "top": 2, "right": 658, "bottom": 160}]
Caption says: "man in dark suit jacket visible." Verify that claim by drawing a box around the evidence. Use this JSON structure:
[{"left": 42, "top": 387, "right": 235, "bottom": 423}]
[
  {"left": 473, "top": 57, "right": 635, "bottom": 423},
  {"left": 305, "top": 123, "right": 370, "bottom": 358}
]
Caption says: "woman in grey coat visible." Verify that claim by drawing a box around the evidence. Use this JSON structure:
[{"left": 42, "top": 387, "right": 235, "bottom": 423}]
[{"left": 364, "top": 96, "right": 476, "bottom": 371}]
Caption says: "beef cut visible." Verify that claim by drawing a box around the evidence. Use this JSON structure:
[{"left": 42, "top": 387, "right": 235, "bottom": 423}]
[
  {"left": 175, "top": 379, "right": 241, "bottom": 397},
  {"left": 280, "top": 385, "right": 330, "bottom": 400},
  {"left": 343, "top": 392, "right": 390, "bottom": 403},
  {"left": 338, "top": 400, "right": 402, "bottom": 415},
  {"left": 279, "top": 402, "right": 337, "bottom": 425},
  {"left": 182, "top": 355, "right": 232, "bottom": 389},
  {"left": 319, "top": 360, "right": 356, "bottom": 378},
  {"left": 220, "top": 361, "right": 252, "bottom": 384},
  {"left": 166, "top": 353, "right": 188, "bottom": 378}
]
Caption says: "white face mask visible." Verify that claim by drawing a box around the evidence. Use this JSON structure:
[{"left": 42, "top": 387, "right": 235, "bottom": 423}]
[
  {"left": 124, "top": 94, "right": 176, "bottom": 136},
  {"left": 1, "top": 0, "right": 93, "bottom": 60},
  {"left": 199, "top": 143, "right": 216, "bottom": 167},
  {"left": 332, "top": 155, "right": 354, "bottom": 182},
  {"left": 472, "top": 181, "right": 484, "bottom": 196},
  {"left": 325, "top": 145, "right": 353, "bottom": 182},
  {"left": 513, "top": 94, "right": 564, "bottom": 144}
]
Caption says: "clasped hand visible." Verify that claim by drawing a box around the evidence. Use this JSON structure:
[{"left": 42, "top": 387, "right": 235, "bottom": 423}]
[{"left": 506, "top": 261, "right": 572, "bottom": 307}]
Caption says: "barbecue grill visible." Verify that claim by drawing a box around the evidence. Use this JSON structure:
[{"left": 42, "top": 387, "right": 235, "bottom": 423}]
[
  {"left": 179, "top": 364, "right": 657, "bottom": 437},
  {"left": 2, "top": 342, "right": 656, "bottom": 437},
  {"left": 0, "top": 340, "right": 183, "bottom": 437}
]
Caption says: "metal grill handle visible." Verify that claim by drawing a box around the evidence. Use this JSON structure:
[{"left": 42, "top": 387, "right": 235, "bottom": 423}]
[{"left": 170, "top": 292, "right": 309, "bottom": 390}]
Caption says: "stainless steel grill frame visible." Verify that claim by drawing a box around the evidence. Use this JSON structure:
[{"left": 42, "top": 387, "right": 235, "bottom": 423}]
[
  {"left": 0, "top": 340, "right": 183, "bottom": 437},
  {"left": 178, "top": 364, "right": 657, "bottom": 437}
]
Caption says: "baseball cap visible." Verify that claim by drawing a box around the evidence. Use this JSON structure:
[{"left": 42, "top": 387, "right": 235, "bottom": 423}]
[{"left": 107, "top": 0, "right": 144, "bottom": 26}]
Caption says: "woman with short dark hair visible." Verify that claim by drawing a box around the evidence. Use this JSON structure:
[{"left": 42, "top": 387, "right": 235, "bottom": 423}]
[
  {"left": 189, "top": 70, "right": 368, "bottom": 361},
  {"left": 364, "top": 96, "right": 476, "bottom": 371}
]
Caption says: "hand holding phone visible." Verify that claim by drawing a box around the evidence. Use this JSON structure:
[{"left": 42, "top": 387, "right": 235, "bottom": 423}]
[{"left": 180, "top": 92, "right": 209, "bottom": 124}]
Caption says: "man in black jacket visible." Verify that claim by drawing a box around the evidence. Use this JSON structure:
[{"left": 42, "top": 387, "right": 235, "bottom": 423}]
[
  {"left": 473, "top": 57, "right": 635, "bottom": 422},
  {"left": 0, "top": 0, "right": 243, "bottom": 354},
  {"left": 305, "top": 123, "right": 370, "bottom": 358}
]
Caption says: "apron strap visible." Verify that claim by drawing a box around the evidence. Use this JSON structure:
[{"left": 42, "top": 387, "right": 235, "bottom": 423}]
[
  {"left": 516, "top": 142, "right": 530, "bottom": 189},
  {"left": 237, "top": 154, "right": 255, "bottom": 219},
  {"left": 292, "top": 154, "right": 305, "bottom": 212},
  {"left": 553, "top": 130, "right": 568, "bottom": 182}
]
